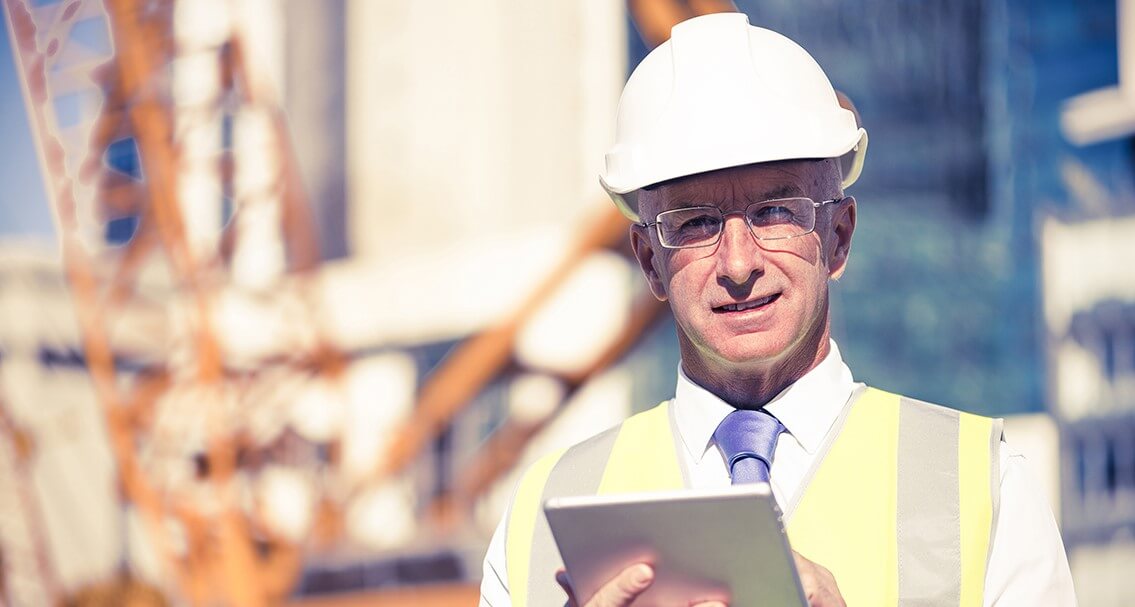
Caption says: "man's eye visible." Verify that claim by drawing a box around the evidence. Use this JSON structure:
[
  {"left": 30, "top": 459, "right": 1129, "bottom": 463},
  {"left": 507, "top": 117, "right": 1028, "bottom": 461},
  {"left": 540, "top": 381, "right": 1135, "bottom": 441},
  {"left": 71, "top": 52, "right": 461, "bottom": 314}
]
[
  {"left": 679, "top": 215, "right": 719, "bottom": 230},
  {"left": 752, "top": 205, "right": 796, "bottom": 224}
]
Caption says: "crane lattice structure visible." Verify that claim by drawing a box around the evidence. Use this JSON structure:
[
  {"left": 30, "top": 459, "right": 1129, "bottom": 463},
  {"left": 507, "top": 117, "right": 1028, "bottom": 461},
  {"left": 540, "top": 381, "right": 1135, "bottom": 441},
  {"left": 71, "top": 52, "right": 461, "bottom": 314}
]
[{"left": 3, "top": 0, "right": 327, "bottom": 603}]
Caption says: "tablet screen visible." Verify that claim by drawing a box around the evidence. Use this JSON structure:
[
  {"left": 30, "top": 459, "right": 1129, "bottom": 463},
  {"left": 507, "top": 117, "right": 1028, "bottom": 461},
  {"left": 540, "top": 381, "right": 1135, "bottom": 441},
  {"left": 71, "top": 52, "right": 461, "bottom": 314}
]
[{"left": 544, "top": 485, "right": 806, "bottom": 607}]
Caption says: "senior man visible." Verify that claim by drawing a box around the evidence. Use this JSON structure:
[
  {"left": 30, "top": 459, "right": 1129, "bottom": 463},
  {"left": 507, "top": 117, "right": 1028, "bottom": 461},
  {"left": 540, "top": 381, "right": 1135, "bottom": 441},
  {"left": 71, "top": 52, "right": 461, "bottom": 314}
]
[{"left": 480, "top": 13, "right": 1075, "bottom": 607}]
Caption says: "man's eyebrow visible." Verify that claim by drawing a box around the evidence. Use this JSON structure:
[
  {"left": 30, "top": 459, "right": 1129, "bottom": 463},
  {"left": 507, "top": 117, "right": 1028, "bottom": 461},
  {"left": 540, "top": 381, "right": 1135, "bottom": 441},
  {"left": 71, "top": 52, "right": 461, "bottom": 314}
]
[
  {"left": 662, "top": 184, "right": 730, "bottom": 208},
  {"left": 750, "top": 184, "right": 805, "bottom": 201}
]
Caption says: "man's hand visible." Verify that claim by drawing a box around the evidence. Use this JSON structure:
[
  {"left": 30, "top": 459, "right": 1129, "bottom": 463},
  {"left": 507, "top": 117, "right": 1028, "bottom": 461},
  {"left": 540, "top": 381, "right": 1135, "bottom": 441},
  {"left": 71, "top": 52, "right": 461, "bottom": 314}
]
[
  {"left": 555, "top": 564, "right": 727, "bottom": 607},
  {"left": 793, "top": 551, "right": 846, "bottom": 607},
  {"left": 553, "top": 554, "right": 842, "bottom": 607}
]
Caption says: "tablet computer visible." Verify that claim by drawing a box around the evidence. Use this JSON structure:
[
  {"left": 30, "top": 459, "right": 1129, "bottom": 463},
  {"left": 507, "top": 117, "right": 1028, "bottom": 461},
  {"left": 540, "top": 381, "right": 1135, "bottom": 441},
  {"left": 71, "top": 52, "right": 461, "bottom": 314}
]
[{"left": 544, "top": 484, "right": 806, "bottom": 607}]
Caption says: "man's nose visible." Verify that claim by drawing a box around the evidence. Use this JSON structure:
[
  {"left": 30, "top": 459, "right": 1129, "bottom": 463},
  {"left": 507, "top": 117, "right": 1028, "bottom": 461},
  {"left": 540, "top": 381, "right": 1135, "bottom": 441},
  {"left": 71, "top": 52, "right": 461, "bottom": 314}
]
[{"left": 715, "top": 215, "right": 765, "bottom": 285}]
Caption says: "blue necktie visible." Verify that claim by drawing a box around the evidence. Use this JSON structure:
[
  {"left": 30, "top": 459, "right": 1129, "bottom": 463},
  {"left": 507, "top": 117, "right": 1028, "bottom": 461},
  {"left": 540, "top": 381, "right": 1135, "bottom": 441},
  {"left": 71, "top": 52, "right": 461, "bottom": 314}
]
[{"left": 713, "top": 409, "right": 785, "bottom": 484}]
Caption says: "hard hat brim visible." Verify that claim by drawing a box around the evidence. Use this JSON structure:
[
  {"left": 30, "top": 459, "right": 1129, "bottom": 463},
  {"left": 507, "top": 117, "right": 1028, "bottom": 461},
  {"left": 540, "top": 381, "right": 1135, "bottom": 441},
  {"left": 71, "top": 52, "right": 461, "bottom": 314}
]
[{"left": 602, "top": 129, "right": 868, "bottom": 223}]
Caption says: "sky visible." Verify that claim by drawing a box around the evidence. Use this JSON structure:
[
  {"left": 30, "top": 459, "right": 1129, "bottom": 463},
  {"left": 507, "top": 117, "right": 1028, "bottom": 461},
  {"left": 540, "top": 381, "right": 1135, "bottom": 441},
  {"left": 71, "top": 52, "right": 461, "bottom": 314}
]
[{"left": 1, "top": 9, "right": 57, "bottom": 239}]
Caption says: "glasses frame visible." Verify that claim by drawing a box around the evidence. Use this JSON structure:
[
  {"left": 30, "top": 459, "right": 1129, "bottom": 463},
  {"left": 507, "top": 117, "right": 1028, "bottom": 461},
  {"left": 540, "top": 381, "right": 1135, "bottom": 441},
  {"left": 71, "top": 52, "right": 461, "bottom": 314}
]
[{"left": 639, "top": 197, "right": 847, "bottom": 249}]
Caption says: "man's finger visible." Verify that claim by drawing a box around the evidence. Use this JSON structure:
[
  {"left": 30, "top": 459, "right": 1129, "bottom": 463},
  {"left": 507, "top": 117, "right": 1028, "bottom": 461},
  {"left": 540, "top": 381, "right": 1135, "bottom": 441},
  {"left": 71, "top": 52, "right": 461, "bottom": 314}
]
[
  {"left": 793, "top": 551, "right": 846, "bottom": 607},
  {"left": 589, "top": 563, "right": 654, "bottom": 607},
  {"left": 556, "top": 569, "right": 579, "bottom": 607}
]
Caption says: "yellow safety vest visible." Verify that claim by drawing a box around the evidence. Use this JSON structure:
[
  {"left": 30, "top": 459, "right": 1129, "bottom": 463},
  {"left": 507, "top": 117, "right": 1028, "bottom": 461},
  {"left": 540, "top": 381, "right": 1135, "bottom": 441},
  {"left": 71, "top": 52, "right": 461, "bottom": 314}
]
[{"left": 504, "top": 387, "right": 1002, "bottom": 607}]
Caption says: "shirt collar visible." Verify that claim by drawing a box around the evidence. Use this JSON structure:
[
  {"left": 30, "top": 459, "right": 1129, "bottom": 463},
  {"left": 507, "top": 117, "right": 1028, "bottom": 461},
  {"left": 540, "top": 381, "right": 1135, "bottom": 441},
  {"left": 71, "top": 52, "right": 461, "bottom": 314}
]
[{"left": 672, "top": 340, "right": 856, "bottom": 462}]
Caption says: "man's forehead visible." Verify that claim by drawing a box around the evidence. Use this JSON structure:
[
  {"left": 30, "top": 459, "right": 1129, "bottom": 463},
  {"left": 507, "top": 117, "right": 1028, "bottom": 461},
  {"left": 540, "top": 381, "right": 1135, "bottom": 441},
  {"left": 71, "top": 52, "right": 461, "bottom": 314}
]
[{"left": 643, "top": 159, "right": 828, "bottom": 206}]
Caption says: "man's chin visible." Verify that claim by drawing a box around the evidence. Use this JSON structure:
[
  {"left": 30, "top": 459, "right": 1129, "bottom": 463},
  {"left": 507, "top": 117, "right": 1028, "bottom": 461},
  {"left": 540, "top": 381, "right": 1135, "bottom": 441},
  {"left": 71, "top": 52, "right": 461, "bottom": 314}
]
[{"left": 700, "top": 333, "right": 794, "bottom": 367}]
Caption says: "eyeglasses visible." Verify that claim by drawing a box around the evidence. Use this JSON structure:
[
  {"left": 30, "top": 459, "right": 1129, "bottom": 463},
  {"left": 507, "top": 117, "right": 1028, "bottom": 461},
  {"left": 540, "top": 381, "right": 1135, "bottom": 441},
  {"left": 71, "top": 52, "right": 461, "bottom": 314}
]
[{"left": 640, "top": 197, "right": 845, "bottom": 249}]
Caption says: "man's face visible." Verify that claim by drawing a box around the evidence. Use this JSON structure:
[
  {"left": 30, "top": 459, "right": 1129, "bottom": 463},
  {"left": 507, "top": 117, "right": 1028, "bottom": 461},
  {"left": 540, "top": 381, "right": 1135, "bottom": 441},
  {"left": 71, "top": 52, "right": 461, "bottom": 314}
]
[{"left": 629, "top": 159, "right": 856, "bottom": 375}]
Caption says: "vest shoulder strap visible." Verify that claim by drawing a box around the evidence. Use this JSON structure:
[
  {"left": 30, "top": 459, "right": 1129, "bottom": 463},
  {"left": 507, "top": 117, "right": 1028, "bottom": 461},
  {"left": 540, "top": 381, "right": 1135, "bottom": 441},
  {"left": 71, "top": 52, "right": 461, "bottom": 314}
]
[
  {"left": 504, "top": 446, "right": 566, "bottom": 607},
  {"left": 597, "top": 401, "right": 684, "bottom": 494},
  {"left": 505, "top": 402, "right": 677, "bottom": 606}
]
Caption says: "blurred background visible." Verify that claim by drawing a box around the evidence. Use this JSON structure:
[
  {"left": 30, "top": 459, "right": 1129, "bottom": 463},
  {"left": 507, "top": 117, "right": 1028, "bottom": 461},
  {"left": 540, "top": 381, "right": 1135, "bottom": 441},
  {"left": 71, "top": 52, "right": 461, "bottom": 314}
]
[{"left": 0, "top": 0, "right": 1132, "bottom": 604}]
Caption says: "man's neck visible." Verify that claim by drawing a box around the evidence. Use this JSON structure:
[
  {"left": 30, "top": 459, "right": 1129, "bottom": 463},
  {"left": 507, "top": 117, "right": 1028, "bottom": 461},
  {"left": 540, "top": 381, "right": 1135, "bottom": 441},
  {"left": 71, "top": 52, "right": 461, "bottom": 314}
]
[{"left": 679, "top": 328, "right": 832, "bottom": 410}]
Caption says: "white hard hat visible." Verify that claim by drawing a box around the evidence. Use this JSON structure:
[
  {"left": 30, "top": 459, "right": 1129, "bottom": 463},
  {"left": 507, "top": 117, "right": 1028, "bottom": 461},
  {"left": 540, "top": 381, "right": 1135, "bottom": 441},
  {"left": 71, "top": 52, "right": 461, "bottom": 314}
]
[{"left": 600, "top": 13, "right": 868, "bottom": 222}]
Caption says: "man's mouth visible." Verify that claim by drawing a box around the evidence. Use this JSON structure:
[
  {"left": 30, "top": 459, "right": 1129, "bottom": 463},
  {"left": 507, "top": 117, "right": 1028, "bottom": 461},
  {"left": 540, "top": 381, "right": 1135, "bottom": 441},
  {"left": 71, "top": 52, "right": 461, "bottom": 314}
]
[{"left": 713, "top": 293, "right": 780, "bottom": 313}]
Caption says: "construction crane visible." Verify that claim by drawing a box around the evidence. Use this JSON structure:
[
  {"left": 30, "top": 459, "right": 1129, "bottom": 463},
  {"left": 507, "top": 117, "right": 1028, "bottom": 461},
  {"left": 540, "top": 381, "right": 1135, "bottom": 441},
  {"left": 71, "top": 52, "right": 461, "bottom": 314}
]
[{"left": 1, "top": 0, "right": 742, "bottom": 604}]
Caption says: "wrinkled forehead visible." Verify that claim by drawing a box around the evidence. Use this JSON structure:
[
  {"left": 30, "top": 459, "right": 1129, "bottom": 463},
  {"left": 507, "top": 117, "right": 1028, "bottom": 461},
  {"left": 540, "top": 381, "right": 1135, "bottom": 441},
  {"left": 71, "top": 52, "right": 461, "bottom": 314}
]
[{"left": 638, "top": 159, "right": 840, "bottom": 213}]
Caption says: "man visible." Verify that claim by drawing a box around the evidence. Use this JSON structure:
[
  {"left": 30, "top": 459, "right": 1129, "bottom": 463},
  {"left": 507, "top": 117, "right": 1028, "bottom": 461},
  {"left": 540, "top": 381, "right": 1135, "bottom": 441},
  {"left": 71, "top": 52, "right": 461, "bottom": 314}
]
[{"left": 480, "top": 13, "right": 1076, "bottom": 607}]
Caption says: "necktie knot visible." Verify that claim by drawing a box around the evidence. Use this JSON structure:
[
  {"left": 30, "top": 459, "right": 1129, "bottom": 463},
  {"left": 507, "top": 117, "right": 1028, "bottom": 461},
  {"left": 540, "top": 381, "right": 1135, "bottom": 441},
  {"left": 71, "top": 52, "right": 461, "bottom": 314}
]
[{"left": 713, "top": 409, "right": 785, "bottom": 484}]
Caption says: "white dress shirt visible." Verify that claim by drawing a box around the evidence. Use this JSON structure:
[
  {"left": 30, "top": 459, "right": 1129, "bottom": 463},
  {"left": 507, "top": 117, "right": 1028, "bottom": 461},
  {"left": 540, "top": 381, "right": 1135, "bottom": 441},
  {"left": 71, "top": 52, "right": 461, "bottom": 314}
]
[{"left": 480, "top": 342, "right": 1077, "bottom": 606}]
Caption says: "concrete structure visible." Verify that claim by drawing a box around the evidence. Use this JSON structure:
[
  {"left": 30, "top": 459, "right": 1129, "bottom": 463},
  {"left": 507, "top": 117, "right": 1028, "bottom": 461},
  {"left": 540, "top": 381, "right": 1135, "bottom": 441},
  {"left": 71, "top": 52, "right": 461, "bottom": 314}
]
[
  {"left": 1047, "top": 1, "right": 1135, "bottom": 603},
  {"left": 1042, "top": 215, "right": 1135, "bottom": 605}
]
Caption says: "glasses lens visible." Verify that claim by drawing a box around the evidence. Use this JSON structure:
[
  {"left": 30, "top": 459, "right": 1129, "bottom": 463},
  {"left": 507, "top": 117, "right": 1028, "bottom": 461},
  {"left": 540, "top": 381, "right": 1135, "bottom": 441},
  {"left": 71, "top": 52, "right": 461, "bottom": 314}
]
[
  {"left": 746, "top": 198, "right": 816, "bottom": 240},
  {"left": 657, "top": 207, "right": 723, "bottom": 248}
]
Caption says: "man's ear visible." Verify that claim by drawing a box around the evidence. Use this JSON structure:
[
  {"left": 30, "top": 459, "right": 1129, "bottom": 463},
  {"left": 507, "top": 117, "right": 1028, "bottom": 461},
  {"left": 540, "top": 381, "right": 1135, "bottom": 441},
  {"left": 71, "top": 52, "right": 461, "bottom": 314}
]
[
  {"left": 629, "top": 224, "right": 668, "bottom": 302},
  {"left": 827, "top": 196, "right": 856, "bottom": 280}
]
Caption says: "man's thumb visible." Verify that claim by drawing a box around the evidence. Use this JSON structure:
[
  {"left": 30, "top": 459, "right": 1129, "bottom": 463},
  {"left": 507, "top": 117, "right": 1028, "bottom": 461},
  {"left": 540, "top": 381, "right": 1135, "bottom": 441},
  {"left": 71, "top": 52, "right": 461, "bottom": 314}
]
[{"left": 592, "top": 564, "right": 654, "bottom": 607}]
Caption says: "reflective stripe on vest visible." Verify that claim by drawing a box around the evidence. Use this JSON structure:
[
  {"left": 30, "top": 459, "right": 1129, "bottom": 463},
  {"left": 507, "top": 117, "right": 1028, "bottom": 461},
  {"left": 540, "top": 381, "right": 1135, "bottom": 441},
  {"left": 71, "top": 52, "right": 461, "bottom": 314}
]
[{"left": 504, "top": 387, "right": 1001, "bottom": 607}]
